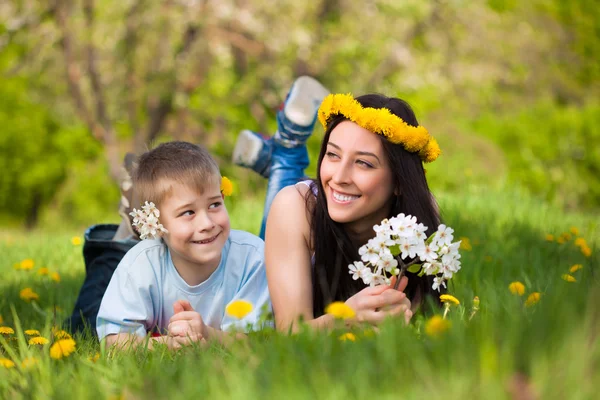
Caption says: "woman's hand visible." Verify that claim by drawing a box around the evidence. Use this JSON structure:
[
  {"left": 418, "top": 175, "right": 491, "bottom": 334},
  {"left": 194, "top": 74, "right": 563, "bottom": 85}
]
[{"left": 344, "top": 276, "right": 413, "bottom": 325}]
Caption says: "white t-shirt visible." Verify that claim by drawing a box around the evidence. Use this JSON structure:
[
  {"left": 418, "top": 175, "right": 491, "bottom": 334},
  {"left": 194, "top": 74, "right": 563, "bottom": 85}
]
[{"left": 96, "top": 230, "right": 270, "bottom": 340}]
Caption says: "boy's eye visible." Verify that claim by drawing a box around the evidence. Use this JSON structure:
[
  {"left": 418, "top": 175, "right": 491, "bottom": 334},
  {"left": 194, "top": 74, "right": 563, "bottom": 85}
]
[
  {"left": 179, "top": 210, "right": 195, "bottom": 217},
  {"left": 209, "top": 202, "right": 223, "bottom": 209}
]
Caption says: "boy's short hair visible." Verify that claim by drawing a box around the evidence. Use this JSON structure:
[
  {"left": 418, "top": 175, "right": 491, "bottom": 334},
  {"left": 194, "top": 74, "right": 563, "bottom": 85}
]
[{"left": 133, "top": 141, "right": 220, "bottom": 208}]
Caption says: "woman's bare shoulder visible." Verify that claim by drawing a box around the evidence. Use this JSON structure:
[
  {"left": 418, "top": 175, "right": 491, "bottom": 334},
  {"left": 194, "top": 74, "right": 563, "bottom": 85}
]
[{"left": 268, "top": 183, "right": 313, "bottom": 242}]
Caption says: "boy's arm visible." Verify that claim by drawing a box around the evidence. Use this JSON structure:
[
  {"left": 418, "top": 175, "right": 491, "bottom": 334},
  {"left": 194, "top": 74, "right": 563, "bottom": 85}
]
[{"left": 96, "top": 253, "right": 157, "bottom": 345}]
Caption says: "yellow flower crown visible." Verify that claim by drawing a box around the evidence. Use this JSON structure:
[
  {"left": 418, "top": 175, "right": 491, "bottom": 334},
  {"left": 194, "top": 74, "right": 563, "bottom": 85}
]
[{"left": 317, "top": 93, "right": 441, "bottom": 163}]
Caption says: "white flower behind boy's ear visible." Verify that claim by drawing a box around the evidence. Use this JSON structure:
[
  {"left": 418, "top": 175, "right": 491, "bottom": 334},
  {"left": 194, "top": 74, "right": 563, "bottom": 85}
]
[{"left": 129, "top": 201, "right": 168, "bottom": 240}]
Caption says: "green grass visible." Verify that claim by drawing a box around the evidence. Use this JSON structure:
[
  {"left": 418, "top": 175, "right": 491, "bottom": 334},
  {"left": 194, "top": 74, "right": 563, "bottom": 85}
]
[{"left": 1, "top": 185, "right": 598, "bottom": 399}]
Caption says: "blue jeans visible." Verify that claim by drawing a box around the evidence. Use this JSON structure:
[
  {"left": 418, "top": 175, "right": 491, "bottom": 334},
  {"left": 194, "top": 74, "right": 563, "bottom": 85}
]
[{"left": 259, "top": 140, "right": 309, "bottom": 239}]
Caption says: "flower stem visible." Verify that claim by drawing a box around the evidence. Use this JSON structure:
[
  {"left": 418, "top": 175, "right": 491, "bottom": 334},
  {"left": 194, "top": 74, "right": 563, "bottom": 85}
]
[{"left": 392, "top": 258, "right": 419, "bottom": 290}]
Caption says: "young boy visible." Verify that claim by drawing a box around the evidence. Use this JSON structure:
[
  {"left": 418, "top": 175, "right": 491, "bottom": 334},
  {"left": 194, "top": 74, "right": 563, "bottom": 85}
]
[{"left": 96, "top": 141, "right": 269, "bottom": 349}]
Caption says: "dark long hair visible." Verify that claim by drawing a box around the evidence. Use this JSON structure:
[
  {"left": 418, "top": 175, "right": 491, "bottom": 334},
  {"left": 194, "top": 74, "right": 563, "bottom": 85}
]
[{"left": 309, "top": 94, "right": 442, "bottom": 316}]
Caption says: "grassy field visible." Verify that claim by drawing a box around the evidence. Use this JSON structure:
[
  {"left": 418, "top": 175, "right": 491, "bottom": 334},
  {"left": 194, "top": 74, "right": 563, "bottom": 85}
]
[{"left": 0, "top": 185, "right": 598, "bottom": 399}]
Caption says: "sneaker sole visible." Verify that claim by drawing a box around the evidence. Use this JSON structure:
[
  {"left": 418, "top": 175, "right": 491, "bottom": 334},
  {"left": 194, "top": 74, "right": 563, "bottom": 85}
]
[
  {"left": 284, "top": 76, "right": 330, "bottom": 127},
  {"left": 232, "top": 130, "right": 265, "bottom": 167}
]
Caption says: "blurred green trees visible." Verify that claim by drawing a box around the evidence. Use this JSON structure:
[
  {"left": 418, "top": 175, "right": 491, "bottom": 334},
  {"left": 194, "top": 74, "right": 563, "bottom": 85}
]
[{"left": 0, "top": 0, "right": 598, "bottom": 228}]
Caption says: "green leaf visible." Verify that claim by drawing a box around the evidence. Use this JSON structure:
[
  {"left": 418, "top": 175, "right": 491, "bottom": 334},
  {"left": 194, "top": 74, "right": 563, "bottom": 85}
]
[
  {"left": 407, "top": 263, "right": 422, "bottom": 273},
  {"left": 389, "top": 244, "right": 400, "bottom": 256}
]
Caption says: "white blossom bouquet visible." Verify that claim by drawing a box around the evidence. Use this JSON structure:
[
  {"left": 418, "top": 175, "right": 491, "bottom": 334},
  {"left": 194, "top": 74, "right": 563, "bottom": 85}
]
[{"left": 348, "top": 213, "right": 461, "bottom": 291}]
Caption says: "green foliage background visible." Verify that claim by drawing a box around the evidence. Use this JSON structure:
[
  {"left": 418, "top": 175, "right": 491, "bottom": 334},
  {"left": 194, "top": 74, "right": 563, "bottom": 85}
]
[{"left": 0, "top": 0, "right": 598, "bottom": 229}]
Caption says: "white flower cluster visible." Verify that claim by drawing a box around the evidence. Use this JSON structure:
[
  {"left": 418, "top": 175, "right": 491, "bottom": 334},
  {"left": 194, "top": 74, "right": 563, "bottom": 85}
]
[
  {"left": 348, "top": 213, "right": 462, "bottom": 291},
  {"left": 129, "top": 201, "right": 168, "bottom": 240}
]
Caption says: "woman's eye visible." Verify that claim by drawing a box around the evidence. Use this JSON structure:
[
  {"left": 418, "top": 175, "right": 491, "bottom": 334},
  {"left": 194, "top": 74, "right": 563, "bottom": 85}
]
[
  {"left": 357, "top": 160, "right": 374, "bottom": 168},
  {"left": 326, "top": 151, "right": 339, "bottom": 159},
  {"left": 209, "top": 202, "right": 223, "bottom": 209}
]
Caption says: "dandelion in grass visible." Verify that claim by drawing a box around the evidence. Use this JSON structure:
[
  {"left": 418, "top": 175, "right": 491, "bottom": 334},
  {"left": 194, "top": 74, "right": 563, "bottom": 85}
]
[
  {"left": 509, "top": 282, "right": 525, "bottom": 296},
  {"left": 25, "top": 329, "right": 40, "bottom": 336},
  {"left": 0, "top": 358, "right": 15, "bottom": 369},
  {"left": 71, "top": 236, "right": 82, "bottom": 246},
  {"left": 581, "top": 245, "right": 592, "bottom": 258},
  {"left": 570, "top": 227, "right": 579, "bottom": 236},
  {"left": 440, "top": 294, "right": 460, "bottom": 319},
  {"left": 561, "top": 274, "right": 576, "bottom": 283},
  {"left": 424, "top": 315, "right": 451, "bottom": 338},
  {"left": 20, "top": 287, "right": 40, "bottom": 302},
  {"left": 50, "top": 338, "right": 76, "bottom": 360},
  {"left": 53, "top": 329, "right": 72, "bottom": 340},
  {"left": 459, "top": 237, "right": 472, "bottom": 251},
  {"left": 20, "top": 259, "right": 35, "bottom": 270},
  {"left": 569, "top": 264, "right": 583, "bottom": 273},
  {"left": 338, "top": 332, "right": 357, "bottom": 342},
  {"left": 21, "top": 357, "right": 39, "bottom": 369},
  {"left": 325, "top": 302, "right": 356, "bottom": 320},
  {"left": 574, "top": 237, "right": 587, "bottom": 248},
  {"left": 29, "top": 336, "right": 49, "bottom": 345},
  {"left": 0, "top": 315, "right": 3, "bottom": 324},
  {"left": 556, "top": 237, "right": 565, "bottom": 244},
  {"left": 225, "top": 300, "right": 253, "bottom": 319},
  {"left": 469, "top": 296, "right": 480, "bottom": 320},
  {"left": 545, "top": 234, "right": 554, "bottom": 242},
  {"left": 50, "top": 272, "right": 61, "bottom": 283},
  {"left": 348, "top": 215, "right": 462, "bottom": 292},
  {"left": 89, "top": 353, "right": 100, "bottom": 363},
  {"left": 560, "top": 232, "right": 572, "bottom": 242},
  {"left": 0, "top": 326, "right": 14, "bottom": 335},
  {"left": 525, "top": 292, "right": 541, "bottom": 307},
  {"left": 37, "top": 267, "right": 49, "bottom": 276}
]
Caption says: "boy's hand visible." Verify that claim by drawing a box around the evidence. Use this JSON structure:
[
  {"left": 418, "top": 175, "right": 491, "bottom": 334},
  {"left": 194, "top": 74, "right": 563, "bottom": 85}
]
[{"left": 168, "top": 300, "right": 209, "bottom": 341}]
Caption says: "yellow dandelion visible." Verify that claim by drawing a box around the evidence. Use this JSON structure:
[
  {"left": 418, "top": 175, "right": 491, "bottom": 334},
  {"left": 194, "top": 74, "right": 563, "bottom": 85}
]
[
  {"left": 338, "top": 332, "right": 357, "bottom": 342},
  {"left": 0, "top": 326, "right": 15, "bottom": 335},
  {"left": 545, "top": 234, "right": 554, "bottom": 242},
  {"left": 71, "top": 236, "right": 82, "bottom": 246},
  {"left": 569, "top": 264, "right": 583, "bottom": 273},
  {"left": 225, "top": 300, "right": 253, "bottom": 319},
  {"left": 21, "top": 357, "right": 39, "bottom": 369},
  {"left": 220, "top": 176, "right": 234, "bottom": 197},
  {"left": 561, "top": 274, "right": 576, "bottom": 283},
  {"left": 20, "top": 287, "right": 40, "bottom": 302},
  {"left": 570, "top": 227, "right": 579, "bottom": 236},
  {"left": 574, "top": 237, "right": 587, "bottom": 248},
  {"left": 20, "top": 259, "right": 35, "bottom": 270},
  {"left": 0, "top": 358, "right": 15, "bottom": 369},
  {"left": 25, "top": 329, "right": 40, "bottom": 336},
  {"left": 50, "top": 272, "right": 61, "bottom": 283},
  {"left": 473, "top": 296, "right": 480, "bottom": 310},
  {"left": 560, "top": 232, "right": 572, "bottom": 242},
  {"left": 53, "top": 329, "right": 72, "bottom": 340},
  {"left": 439, "top": 294, "right": 460, "bottom": 305},
  {"left": 37, "top": 267, "right": 49, "bottom": 276},
  {"left": 508, "top": 281, "right": 526, "bottom": 296},
  {"left": 0, "top": 315, "right": 3, "bottom": 324},
  {"left": 525, "top": 292, "right": 541, "bottom": 307},
  {"left": 556, "top": 237, "right": 566, "bottom": 244},
  {"left": 424, "top": 315, "right": 451, "bottom": 338},
  {"left": 29, "top": 336, "right": 49, "bottom": 345},
  {"left": 325, "top": 302, "right": 356, "bottom": 320},
  {"left": 459, "top": 237, "right": 472, "bottom": 251},
  {"left": 49, "top": 338, "right": 77, "bottom": 360},
  {"left": 89, "top": 353, "right": 100, "bottom": 363},
  {"left": 581, "top": 245, "right": 592, "bottom": 258}
]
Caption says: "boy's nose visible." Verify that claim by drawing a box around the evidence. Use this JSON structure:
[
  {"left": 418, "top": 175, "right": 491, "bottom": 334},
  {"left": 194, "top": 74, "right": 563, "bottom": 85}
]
[{"left": 195, "top": 212, "right": 216, "bottom": 232}]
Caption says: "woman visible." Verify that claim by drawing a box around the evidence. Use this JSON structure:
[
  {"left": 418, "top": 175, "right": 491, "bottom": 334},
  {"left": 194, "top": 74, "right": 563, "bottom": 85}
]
[{"left": 263, "top": 93, "right": 442, "bottom": 331}]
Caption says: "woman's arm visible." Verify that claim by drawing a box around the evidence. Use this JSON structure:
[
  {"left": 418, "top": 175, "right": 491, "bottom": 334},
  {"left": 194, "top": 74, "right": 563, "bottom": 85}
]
[{"left": 265, "top": 185, "right": 334, "bottom": 332}]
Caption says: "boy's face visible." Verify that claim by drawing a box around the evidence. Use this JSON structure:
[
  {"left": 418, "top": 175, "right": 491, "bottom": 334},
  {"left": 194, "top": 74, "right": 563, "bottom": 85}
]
[{"left": 159, "top": 178, "right": 230, "bottom": 274}]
